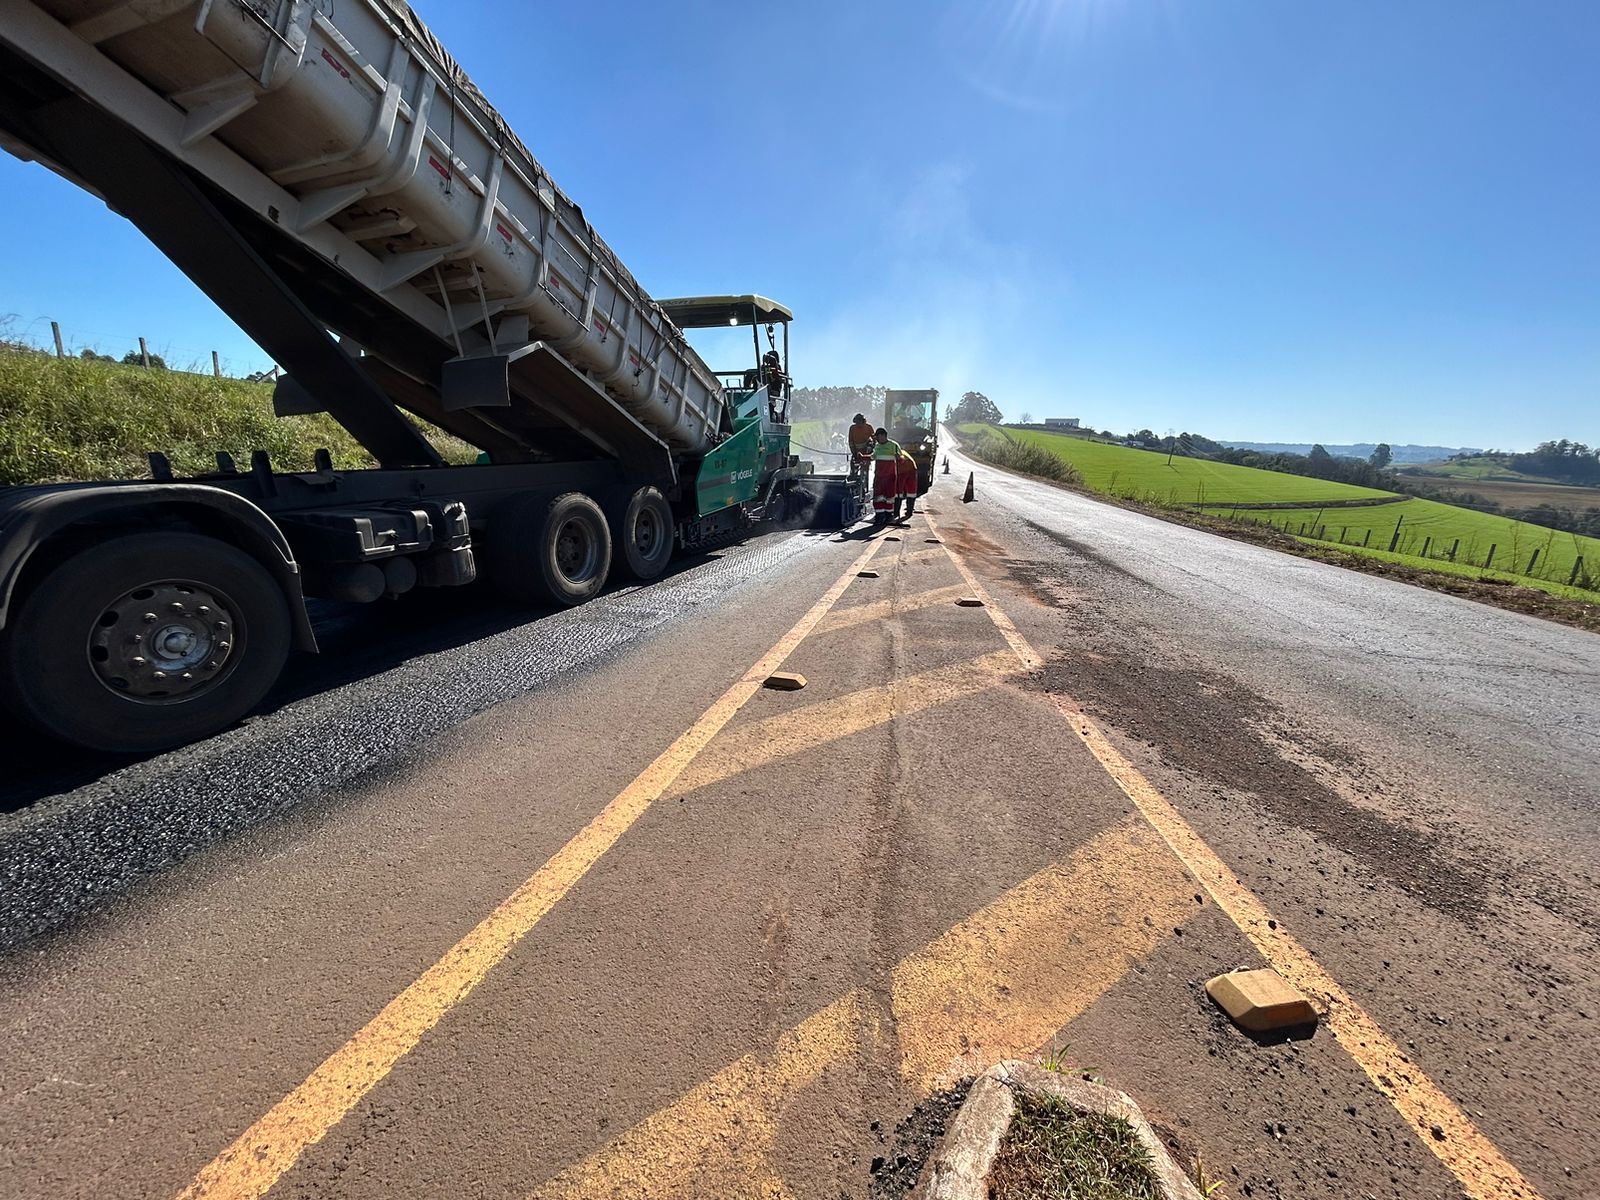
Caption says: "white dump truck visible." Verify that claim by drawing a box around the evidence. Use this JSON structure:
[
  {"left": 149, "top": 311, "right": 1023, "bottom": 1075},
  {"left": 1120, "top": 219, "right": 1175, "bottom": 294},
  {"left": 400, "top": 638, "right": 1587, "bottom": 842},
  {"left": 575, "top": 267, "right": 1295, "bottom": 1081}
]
[{"left": 0, "top": 0, "right": 852, "bottom": 752}]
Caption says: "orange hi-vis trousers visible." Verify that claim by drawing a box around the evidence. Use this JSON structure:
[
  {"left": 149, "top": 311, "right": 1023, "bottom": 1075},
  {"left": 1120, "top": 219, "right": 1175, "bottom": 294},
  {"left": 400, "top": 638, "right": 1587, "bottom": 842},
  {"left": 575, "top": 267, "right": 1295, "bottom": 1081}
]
[
  {"left": 896, "top": 455, "right": 918, "bottom": 501},
  {"left": 873, "top": 459, "right": 898, "bottom": 514}
]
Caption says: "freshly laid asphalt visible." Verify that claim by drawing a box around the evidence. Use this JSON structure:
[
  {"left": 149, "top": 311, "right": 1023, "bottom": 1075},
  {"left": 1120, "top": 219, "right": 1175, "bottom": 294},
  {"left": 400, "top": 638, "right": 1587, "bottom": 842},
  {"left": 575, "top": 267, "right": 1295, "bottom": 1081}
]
[{"left": 0, "top": 451, "right": 1595, "bottom": 1199}]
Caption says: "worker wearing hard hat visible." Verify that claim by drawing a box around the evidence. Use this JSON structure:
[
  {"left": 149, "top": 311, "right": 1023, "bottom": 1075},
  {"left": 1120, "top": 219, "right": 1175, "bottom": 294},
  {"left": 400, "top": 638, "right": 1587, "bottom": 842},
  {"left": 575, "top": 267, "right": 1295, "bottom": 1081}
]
[{"left": 871, "top": 428, "right": 901, "bottom": 522}]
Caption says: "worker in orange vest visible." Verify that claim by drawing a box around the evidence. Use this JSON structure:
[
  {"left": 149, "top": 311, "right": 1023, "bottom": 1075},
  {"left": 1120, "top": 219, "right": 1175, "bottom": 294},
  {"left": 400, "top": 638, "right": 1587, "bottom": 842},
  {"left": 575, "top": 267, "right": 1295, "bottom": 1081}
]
[{"left": 847, "top": 413, "right": 874, "bottom": 481}]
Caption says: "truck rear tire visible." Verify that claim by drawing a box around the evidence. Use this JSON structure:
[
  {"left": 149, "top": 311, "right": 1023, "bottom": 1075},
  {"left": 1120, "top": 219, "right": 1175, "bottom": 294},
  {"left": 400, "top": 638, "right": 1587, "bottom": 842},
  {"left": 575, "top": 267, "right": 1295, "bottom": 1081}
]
[
  {"left": 614, "top": 486, "right": 674, "bottom": 581},
  {"left": 1, "top": 531, "right": 291, "bottom": 753},
  {"left": 490, "top": 491, "right": 612, "bottom": 606}
]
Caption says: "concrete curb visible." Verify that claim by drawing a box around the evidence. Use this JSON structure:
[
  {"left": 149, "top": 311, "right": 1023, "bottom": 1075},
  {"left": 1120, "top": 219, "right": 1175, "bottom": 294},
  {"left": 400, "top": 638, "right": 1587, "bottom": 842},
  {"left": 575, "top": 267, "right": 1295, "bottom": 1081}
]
[{"left": 910, "top": 1060, "right": 1203, "bottom": 1200}]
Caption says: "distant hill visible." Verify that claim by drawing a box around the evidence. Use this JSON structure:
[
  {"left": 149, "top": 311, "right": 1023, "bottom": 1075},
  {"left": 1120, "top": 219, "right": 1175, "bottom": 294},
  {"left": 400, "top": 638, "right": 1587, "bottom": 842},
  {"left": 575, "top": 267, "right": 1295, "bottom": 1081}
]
[{"left": 1217, "top": 442, "right": 1481, "bottom": 464}]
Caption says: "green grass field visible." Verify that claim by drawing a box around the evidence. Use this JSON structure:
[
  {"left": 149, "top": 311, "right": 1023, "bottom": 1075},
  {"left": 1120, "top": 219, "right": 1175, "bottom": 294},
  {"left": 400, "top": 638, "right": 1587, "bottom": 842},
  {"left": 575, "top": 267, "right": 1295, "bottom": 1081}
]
[
  {"left": 1401, "top": 456, "right": 1560, "bottom": 483},
  {"left": 1213, "top": 496, "right": 1600, "bottom": 586},
  {"left": 960, "top": 424, "right": 1394, "bottom": 505},
  {"left": 1286, "top": 537, "right": 1600, "bottom": 603},
  {"left": 959, "top": 422, "right": 1600, "bottom": 596},
  {"left": 0, "top": 349, "right": 476, "bottom": 486}
]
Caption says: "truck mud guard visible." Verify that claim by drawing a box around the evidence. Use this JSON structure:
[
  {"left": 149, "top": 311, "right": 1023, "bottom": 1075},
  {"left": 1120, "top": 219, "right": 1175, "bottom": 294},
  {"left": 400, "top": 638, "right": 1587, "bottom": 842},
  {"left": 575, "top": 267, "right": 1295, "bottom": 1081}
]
[{"left": 0, "top": 483, "right": 317, "bottom": 652}]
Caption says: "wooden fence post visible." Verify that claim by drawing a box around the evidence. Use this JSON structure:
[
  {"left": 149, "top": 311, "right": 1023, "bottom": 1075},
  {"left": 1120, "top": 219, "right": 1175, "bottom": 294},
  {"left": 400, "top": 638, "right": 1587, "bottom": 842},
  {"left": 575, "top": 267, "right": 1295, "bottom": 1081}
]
[
  {"left": 1421, "top": 536, "right": 1431, "bottom": 558},
  {"left": 1526, "top": 548, "right": 1540, "bottom": 574},
  {"left": 1388, "top": 515, "right": 1404, "bottom": 552},
  {"left": 1484, "top": 544, "right": 1496, "bottom": 569},
  {"left": 1571, "top": 557, "right": 1586, "bottom": 586},
  {"left": 1449, "top": 538, "right": 1459, "bottom": 561},
  {"left": 212, "top": 350, "right": 221, "bottom": 378},
  {"left": 51, "top": 320, "right": 65, "bottom": 359},
  {"left": 1362, "top": 529, "right": 1372, "bottom": 547},
  {"left": 138, "top": 336, "right": 150, "bottom": 367},
  {"left": 1340, "top": 526, "right": 1348, "bottom": 544}
]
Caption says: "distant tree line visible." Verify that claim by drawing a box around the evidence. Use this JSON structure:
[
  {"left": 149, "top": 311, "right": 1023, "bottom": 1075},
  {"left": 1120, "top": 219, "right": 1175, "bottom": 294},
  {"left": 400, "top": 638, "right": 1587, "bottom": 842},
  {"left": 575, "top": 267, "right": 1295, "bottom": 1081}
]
[
  {"left": 1120, "top": 427, "right": 1600, "bottom": 538},
  {"left": 791, "top": 385, "right": 888, "bottom": 422},
  {"left": 1452, "top": 440, "right": 1600, "bottom": 487}
]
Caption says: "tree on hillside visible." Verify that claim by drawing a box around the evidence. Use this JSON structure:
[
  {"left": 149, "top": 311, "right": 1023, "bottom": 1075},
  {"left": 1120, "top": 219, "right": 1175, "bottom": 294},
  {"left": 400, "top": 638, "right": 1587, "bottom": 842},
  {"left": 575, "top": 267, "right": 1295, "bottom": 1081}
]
[
  {"left": 1309, "top": 444, "right": 1331, "bottom": 462},
  {"left": 951, "top": 391, "right": 1004, "bottom": 425},
  {"left": 121, "top": 349, "right": 168, "bottom": 369},
  {"left": 1018, "top": 411, "right": 1034, "bottom": 424},
  {"left": 1369, "top": 443, "right": 1393, "bottom": 468},
  {"left": 1128, "top": 428, "right": 1159, "bottom": 449}
]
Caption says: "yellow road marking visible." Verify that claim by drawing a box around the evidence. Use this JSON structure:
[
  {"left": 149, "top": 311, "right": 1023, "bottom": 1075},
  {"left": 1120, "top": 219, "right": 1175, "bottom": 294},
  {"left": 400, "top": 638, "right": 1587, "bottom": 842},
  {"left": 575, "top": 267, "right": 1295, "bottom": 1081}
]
[
  {"left": 529, "top": 819, "right": 1183, "bottom": 1198},
  {"left": 175, "top": 535, "right": 889, "bottom": 1200},
  {"left": 891, "top": 818, "right": 1193, "bottom": 1091},
  {"left": 668, "top": 649, "right": 1021, "bottom": 798},
  {"left": 532, "top": 991, "right": 873, "bottom": 1200},
  {"left": 813, "top": 584, "right": 971, "bottom": 634},
  {"left": 922, "top": 508, "right": 1545, "bottom": 1200}
]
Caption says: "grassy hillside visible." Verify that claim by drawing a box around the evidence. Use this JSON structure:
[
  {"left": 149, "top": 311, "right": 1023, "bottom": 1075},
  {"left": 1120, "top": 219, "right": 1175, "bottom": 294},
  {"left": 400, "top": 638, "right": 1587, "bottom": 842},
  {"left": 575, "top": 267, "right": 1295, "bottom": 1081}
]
[
  {"left": 959, "top": 422, "right": 1600, "bottom": 597},
  {"left": 961, "top": 424, "right": 1394, "bottom": 505},
  {"left": 1401, "top": 475, "right": 1600, "bottom": 514},
  {"left": 1214, "top": 496, "right": 1600, "bottom": 586},
  {"left": 1402, "top": 455, "right": 1563, "bottom": 483},
  {"left": 0, "top": 349, "right": 476, "bottom": 485}
]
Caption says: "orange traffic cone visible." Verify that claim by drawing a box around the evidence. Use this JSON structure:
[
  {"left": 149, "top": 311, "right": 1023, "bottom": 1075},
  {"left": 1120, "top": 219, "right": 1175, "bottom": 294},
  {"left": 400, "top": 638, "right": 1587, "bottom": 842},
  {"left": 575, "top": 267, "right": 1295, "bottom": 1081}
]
[{"left": 962, "top": 472, "right": 975, "bottom": 503}]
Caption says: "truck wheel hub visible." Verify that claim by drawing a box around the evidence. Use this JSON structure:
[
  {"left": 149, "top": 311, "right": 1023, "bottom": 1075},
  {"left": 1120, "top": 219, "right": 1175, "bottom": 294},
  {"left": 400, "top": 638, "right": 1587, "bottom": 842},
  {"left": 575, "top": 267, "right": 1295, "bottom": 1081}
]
[
  {"left": 87, "top": 581, "right": 237, "bottom": 702},
  {"left": 633, "top": 510, "right": 660, "bottom": 555},
  {"left": 555, "top": 520, "right": 599, "bottom": 582}
]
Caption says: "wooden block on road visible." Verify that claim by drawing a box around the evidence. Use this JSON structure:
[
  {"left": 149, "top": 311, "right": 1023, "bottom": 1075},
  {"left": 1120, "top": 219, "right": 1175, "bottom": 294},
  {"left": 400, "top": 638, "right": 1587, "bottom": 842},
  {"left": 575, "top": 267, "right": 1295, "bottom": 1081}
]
[
  {"left": 1206, "top": 969, "right": 1318, "bottom": 1033},
  {"left": 956, "top": 597, "right": 984, "bottom": 607},
  {"left": 858, "top": 570, "right": 881, "bottom": 578},
  {"left": 764, "top": 672, "right": 808, "bottom": 691}
]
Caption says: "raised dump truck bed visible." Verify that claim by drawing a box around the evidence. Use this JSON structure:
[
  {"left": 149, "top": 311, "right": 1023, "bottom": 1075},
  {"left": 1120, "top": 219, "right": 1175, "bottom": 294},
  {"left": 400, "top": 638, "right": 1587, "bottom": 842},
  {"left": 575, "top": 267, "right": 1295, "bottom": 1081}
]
[
  {"left": 4, "top": 0, "right": 724, "bottom": 457},
  {"left": 0, "top": 0, "right": 824, "bottom": 753}
]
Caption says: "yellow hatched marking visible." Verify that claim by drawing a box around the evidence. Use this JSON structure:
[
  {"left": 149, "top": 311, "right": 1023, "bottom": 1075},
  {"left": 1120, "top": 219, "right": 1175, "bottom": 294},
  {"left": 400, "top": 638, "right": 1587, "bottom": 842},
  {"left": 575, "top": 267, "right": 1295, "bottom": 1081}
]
[
  {"left": 175, "top": 536, "right": 889, "bottom": 1200},
  {"left": 813, "top": 584, "right": 971, "bottom": 634},
  {"left": 668, "top": 650, "right": 1021, "bottom": 798},
  {"left": 529, "top": 819, "right": 1182, "bottom": 1198},
  {"left": 922, "top": 508, "right": 1544, "bottom": 1200}
]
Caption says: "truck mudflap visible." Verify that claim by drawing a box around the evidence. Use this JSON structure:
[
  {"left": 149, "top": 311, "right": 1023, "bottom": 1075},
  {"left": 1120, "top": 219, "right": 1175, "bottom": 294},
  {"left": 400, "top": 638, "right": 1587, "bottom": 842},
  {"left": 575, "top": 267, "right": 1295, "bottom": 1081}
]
[{"left": 0, "top": 482, "right": 317, "bottom": 652}]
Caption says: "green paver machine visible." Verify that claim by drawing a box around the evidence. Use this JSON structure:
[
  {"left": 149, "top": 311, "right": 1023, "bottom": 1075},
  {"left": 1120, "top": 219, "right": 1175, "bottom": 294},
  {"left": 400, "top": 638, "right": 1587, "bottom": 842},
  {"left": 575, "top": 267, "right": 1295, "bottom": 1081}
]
[
  {"left": 885, "top": 389, "right": 940, "bottom": 494},
  {"left": 654, "top": 294, "right": 817, "bottom": 543}
]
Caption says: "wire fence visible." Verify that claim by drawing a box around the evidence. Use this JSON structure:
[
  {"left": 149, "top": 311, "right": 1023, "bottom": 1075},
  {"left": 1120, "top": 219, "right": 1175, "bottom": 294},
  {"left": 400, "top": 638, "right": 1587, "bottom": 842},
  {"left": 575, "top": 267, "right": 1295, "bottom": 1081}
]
[
  {"left": 1206, "top": 504, "right": 1597, "bottom": 593},
  {"left": 6, "top": 317, "right": 279, "bottom": 382}
]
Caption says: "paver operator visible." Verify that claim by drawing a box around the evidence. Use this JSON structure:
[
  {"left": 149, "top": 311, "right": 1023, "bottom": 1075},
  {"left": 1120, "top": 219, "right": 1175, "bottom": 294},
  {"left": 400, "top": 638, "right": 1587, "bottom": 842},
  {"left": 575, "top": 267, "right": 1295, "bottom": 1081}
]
[{"left": 847, "top": 413, "right": 875, "bottom": 480}]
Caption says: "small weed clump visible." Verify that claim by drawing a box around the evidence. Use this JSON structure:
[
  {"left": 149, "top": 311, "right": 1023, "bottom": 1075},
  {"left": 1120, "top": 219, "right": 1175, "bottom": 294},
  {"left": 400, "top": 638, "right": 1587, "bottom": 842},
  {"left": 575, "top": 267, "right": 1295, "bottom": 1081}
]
[
  {"left": 988, "top": 1092, "right": 1160, "bottom": 1200},
  {"left": 1039, "top": 1042, "right": 1101, "bottom": 1083}
]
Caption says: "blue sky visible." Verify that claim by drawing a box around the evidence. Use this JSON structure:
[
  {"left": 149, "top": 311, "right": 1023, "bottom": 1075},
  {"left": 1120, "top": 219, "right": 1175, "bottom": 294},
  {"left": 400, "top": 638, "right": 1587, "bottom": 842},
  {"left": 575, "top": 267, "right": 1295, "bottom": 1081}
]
[{"left": 2, "top": 0, "right": 1595, "bottom": 449}]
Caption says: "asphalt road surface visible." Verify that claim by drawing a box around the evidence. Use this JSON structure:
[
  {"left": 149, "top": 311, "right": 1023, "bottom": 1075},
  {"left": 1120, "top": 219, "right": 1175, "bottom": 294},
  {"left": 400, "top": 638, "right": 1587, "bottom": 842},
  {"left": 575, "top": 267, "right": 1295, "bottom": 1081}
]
[{"left": 1, "top": 449, "right": 1595, "bottom": 1200}]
